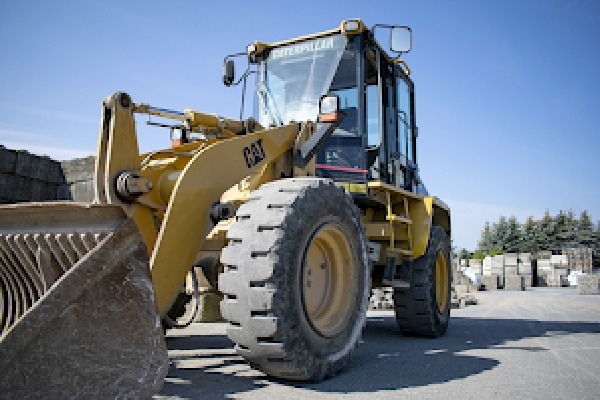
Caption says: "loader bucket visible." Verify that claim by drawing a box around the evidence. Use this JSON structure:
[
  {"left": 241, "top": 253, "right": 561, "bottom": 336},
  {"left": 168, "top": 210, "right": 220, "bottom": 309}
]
[{"left": 0, "top": 202, "right": 168, "bottom": 398}]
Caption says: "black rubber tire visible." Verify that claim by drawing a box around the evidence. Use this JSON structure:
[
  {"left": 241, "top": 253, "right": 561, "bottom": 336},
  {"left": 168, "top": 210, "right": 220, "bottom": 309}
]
[
  {"left": 393, "top": 224, "right": 451, "bottom": 337},
  {"left": 219, "top": 178, "right": 370, "bottom": 381}
]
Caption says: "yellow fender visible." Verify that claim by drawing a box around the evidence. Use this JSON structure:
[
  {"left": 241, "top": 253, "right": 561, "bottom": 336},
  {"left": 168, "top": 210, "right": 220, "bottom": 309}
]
[{"left": 410, "top": 197, "right": 451, "bottom": 259}]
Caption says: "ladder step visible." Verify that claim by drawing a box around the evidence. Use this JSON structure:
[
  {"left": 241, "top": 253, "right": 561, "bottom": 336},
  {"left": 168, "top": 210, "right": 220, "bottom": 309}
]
[
  {"left": 388, "top": 248, "right": 413, "bottom": 257},
  {"left": 386, "top": 214, "right": 411, "bottom": 224},
  {"left": 383, "top": 279, "right": 411, "bottom": 289}
]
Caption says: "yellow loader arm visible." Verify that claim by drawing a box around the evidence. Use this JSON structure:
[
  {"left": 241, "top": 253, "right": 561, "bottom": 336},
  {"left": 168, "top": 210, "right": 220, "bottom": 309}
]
[{"left": 95, "top": 92, "right": 299, "bottom": 315}]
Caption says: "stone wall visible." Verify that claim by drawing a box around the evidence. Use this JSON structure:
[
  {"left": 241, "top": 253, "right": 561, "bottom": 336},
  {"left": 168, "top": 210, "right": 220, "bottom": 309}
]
[
  {"left": 59, "top": 156, "right": 95, "bottom": 202},
  {"left": 0, "top": 145, "right": 94, "bottom": 203}
]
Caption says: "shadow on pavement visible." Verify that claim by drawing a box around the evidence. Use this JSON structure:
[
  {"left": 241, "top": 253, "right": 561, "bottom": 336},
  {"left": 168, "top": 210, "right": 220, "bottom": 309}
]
[{"left": 158, "top": 315, "right": 600, "bottom": 398}]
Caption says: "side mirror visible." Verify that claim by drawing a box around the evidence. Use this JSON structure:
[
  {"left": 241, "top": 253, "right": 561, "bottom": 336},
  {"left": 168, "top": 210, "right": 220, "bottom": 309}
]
[
  {"left": 222, "top": 59, "right": 235, "bottom": 86},
  {"left": 390, "top": 27, "right": 412, "bottom": 54}
]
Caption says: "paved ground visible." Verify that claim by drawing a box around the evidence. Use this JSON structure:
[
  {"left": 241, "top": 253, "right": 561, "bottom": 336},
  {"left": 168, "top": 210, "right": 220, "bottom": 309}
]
[{"left": 156, "top": 288, "right": 600, "bottom": 399}]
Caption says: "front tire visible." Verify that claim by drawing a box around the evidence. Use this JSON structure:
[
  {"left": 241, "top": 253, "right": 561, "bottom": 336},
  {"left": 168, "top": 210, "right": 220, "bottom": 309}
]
[
  {"left": 393, "top": 224, "right": 451, "bottom": 337},
  {"left": 219, "top": 178, "right": 370, "bottom": 381}
]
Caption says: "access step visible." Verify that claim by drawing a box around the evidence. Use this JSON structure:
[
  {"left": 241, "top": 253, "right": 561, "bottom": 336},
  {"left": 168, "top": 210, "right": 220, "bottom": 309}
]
[
  {"left": 386, "top": 214, "right": 411, "bottom": 224},
  {"left": 382, "top": 279, "right": 410, "bottom": 289}
]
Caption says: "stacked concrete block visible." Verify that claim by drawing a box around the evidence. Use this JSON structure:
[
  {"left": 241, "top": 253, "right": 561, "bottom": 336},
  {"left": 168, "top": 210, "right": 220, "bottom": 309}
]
[
  {"left": 369, "top": 287, "right": 394, "bottom": 309},
  {"left": 517, "top": 253, "right": 532, "bottom": 287},
  {"left": 491, "top": 255, "right": 505, "bottom": 287},
  {"left": 549, "top": 254, "right": 569, "bottom": 287},
  {"left": 0, "top": 146, "right": 64, "bottom": 203},
  {"left": 518, "top": 262, "right": 532, "bottom": 275},
  {"left": 536, "top": 258, "right": 552, "bottom": 286},
  {"left": 578, "top": 275, "right": 600, "bottom": 295},
  {"left": 480, "top": 275, "right": 498, "bottom": 290},
  {"left": 505, "top": 275, "right": 525, "bottom": 291},
  {"left": 521, "top": 274, "right": 533, "bottom": 287},
  {"left": 59, "top": 156, "right": 96, "bottom": 202},
  {"left": 504, "top": 253, "right": 519, "bottom": 277},
  {"left": 482, "top": 256, "right": 492, "bottom": 276},
  {"left": 564, "top": 248, "right": 594, "bottom": 274}
]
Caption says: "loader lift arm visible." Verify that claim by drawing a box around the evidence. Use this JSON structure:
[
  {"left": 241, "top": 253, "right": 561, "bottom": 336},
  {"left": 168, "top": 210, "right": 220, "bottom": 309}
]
[{"left": 95, "top": 92, "right": 303, "bottom": 315}]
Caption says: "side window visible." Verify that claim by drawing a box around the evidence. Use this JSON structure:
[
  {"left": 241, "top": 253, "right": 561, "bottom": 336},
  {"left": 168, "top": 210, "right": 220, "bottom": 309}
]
[
  {"left": 365, "top": 48, "right": 379, "bottom": 147},
  {"left": 396, "top": 77, "right": 412, "bottom": 161},
  {"left": 366, "top": 85, "right": 379, "bottom": 146}
]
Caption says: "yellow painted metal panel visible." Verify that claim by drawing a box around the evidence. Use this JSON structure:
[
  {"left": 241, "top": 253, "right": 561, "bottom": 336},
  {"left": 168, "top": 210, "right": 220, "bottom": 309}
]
[
  {"left": 150, "top": 125, "right": 298, "bottom": 315},
  {"left": 410, "top": 197, "right": 433, "bottom": 259}
]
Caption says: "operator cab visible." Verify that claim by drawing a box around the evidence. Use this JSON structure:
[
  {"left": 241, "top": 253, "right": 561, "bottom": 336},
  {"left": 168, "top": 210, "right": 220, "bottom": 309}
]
[{"left": 224, "top": 19, "right": 426, "bottom": 196}]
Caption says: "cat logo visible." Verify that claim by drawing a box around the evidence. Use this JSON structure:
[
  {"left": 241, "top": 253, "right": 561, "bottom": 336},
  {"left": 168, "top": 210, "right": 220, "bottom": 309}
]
[{"left": 243, "top": 139, "right": 266, "bottom": 168}]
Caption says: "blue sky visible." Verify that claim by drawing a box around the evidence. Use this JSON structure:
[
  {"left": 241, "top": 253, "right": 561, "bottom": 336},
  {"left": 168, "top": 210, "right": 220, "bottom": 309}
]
[{"left": 1, "top": 0, "right": 598, "bottom": 250}]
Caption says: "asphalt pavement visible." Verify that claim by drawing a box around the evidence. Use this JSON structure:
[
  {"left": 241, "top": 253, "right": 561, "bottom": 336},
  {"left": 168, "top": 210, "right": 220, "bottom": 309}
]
[{"left": 156, "top": 287, "right": 600, "bottom": 399}]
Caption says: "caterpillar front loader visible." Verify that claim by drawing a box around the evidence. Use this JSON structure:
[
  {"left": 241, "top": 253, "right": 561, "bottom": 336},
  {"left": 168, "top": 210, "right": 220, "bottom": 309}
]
[{"left": 0, "top": 19, "right": 451, "bottom": 397}]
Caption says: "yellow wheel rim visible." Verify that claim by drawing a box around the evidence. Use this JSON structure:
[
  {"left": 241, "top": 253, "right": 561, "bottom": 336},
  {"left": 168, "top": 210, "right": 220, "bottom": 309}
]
[
  {"left": 302, "top": 223, "right": 356, "bottom": 338},
  {"left": 435, "top": 250, "right": 449, "bottom": 313}
]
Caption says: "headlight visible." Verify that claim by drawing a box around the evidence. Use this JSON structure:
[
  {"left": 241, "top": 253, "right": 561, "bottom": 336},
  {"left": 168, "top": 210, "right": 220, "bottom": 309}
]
[{"left": 246, "top": 43, "right": 257, "bottom": 55}]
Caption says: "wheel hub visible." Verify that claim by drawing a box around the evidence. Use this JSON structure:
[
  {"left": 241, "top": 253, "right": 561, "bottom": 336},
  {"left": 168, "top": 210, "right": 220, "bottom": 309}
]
[
  {"left": 302, "top": 223, "right": 356, "bottom": 338},
  {"left": 435, "top": 250, "right": 449, "bottom": 313}
]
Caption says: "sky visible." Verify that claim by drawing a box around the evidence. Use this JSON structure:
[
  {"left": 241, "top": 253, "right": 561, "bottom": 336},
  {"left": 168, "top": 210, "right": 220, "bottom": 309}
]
[{"left": 1, "top": 0, "right": 598, "bottom": 250}]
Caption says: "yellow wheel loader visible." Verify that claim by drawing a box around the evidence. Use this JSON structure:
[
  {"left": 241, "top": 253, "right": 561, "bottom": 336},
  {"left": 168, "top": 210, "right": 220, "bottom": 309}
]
[{"left": 0, "top": 19, "right": 451, "bottom": 396}]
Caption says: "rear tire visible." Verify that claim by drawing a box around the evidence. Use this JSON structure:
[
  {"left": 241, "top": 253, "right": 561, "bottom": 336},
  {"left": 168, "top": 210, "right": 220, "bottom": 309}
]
[
  {"left": 219, "top": 178, "right": 369, "bottom": 381},
  {"left": 393, "top": 224, "right": 451, "bottom": 337}
]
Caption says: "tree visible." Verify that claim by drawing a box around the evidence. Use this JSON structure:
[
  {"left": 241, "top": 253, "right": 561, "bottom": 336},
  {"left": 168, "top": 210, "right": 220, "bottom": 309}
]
[
  {"left": 522, "top": 216, "right": 539, "bottom": 254},
  {"left": 475, "top": 210, "right": 599, "bottom": 263},
  {"left": 477, "top": 221, "right": 494, "bottom": 254},
  {"left": 472, "top": 249, "right": 486, "bottom": 260},
  {"left": 505, "top": 215, "right": 524, "bottom": 253}
]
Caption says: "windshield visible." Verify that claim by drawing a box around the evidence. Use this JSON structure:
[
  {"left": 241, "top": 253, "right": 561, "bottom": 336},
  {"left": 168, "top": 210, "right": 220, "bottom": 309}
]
[{"left": 256, "top": 34, "right": 348, "bottom": 126}]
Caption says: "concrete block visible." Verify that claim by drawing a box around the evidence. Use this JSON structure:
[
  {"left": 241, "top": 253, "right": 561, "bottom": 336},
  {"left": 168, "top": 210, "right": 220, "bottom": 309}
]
[
  {"left": 553, "top": 268, "right": 568, "bottom": 276},
  {"left": 518, "top": 263, "right": 532, "bottom": 275},
  {"left": 519, "top": 253, "right": 532, "bottom": 263},
  {"left": 504, "top": 266, "right": 518, "bottom": 276},
  {"left": 492, "top": 255, "right": 504, "bottom": 268},
  {"left": 57, "top": 184, "right": 72, "bottom": 200},
  {"left": 15, "top": 150, "right": 38, "bottom": 179},
  {"left": 483, "top": 257, "right": 492, "bottom": 270},
  {"left": 0, "top": 146, "right": 17, "bottom": 173},
  {"left": 551, "top": 254, "right": 568, "bottom": 266},
  {"left": 546, "top": 276, "right": 565, "bottom": 287},
  {"left": 481, "top": 275, "right": 498, "bottom": 290},
  {"left": 60, "top": 156, "right": 95, "bottom": 183},
  {"left": 2, "top": 174, "right": 32, "bottom": 202},
  {"left": 579, "top": 275, "right": 600, "bottom": 295},
  {"left": 536, "top": 275, "right": 547, "bottom": 287},
  {"left": 505, "top": 275, "right": 525, "bottom": 291},
  {"left": 521, "top": 274, "right": 533, "bottom": 287},
  {"left": 454, "top": 284, "right": 469, "bottom": 295},
  {"left": 537, "top": 259, "right": 551, "bottom": 271},
  {"left": 29, "top": 180, "right": 49, "bottom": 201},
  {"left": 68, "top": 180, "right": 95, "bottom": 202},
  {"left": 504, "top": 253, "right": 518, "bottom": 266}
]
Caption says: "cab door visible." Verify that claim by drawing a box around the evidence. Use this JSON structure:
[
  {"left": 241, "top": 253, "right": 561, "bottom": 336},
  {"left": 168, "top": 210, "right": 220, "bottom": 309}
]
[{"left": 394, "top": 64, "right": 416, "bottom": 191}]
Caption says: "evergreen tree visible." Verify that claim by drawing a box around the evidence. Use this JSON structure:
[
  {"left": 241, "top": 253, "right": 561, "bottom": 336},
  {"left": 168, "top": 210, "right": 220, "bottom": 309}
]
[
  {"left": 522, "top": 216, "right": 539, "bottom": 254},
  {"left": 474, "top": 210, "right": 598, "bottom": 265},
  {"left": 505, "top": 215, "right": 524, "bottom": 253}
]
